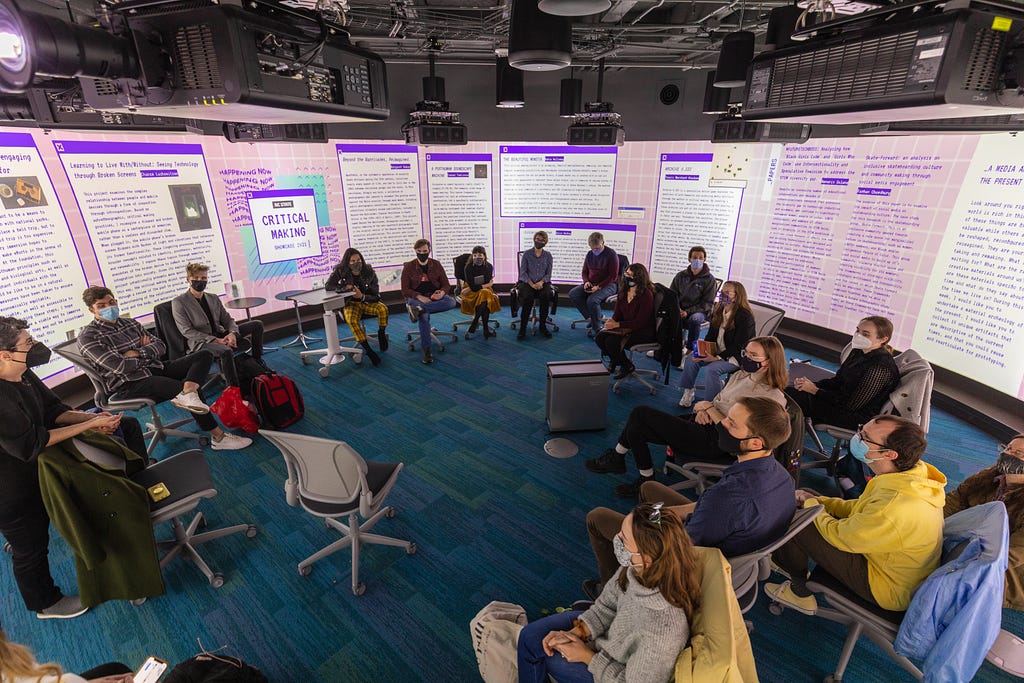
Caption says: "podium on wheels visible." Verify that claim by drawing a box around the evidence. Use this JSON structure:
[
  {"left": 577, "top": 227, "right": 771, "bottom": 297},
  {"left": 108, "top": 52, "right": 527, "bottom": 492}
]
[{"left": 286, "top": 288, "right": 362, "bottom": 378}]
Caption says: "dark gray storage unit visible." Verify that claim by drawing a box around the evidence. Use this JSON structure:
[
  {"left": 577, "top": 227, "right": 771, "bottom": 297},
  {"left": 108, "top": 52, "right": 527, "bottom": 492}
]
[{"left": 545, "top": 360, "right": 609, "bottom": 432}]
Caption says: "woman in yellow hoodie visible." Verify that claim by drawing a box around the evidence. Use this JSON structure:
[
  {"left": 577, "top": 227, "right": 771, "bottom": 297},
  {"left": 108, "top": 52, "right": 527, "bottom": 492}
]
[{"left": 766, "top": 415, "right": 946, "bottom": 613}]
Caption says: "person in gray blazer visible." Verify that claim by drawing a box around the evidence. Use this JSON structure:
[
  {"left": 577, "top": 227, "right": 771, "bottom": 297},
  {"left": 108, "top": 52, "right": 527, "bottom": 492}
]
[{"left": 172, "top": 263, "right": 264, "bottom": 387}]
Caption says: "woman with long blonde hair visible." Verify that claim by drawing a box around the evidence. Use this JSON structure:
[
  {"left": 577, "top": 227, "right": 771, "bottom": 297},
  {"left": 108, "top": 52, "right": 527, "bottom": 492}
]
[{"left": 0, "top": 627, "right": 133, "bottom": 682}]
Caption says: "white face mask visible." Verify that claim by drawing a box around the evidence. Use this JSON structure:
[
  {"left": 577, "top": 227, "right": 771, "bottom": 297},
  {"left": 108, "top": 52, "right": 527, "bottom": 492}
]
[
  {"left": 851, "top": 333, "right": 874, "bottom": 350},
  {"left": 613, "top": 534, "right": 641, "bottom": 568}
]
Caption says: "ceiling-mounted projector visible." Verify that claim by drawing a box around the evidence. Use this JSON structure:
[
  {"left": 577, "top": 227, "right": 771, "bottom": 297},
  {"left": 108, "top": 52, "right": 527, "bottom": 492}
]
[
  {"left": 711, "top": 118, "right": 811, "bottom": 143},
  {"left": 743, "top": 0, "right": 1024, "bottom": 123},
  {"left": 77, "top": 0, "right": 389, "bottom": 124},
  {"left": 567, "top": 101, "right": 625, "bottom": 146}
]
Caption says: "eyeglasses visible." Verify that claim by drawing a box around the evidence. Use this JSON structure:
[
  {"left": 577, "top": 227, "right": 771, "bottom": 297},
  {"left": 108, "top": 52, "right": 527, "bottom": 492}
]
[
  {"left": 1000, "top": 444, "right": 1024, "bottom": 459},
  {"left": 740, "top": 349, "right": 766, "bottom": 362},
  {"left": 856, "top": 425, "right": 889, "bottom": 450}
]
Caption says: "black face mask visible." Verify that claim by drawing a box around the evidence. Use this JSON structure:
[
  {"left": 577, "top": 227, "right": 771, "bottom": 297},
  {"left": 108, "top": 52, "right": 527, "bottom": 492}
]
[
  {"left": 416, "top": 253, "right": 429, "bottom": 263},
  {"left": 190, "top": 280, "right": 208, "bottom": 292},
  {"left": 534, "top": 241, "right": 546, "bottom": 250},
  {"left": 739, "top": 357, "right": 763, "bottom": 373},
  {"left": 715, "top": 422, "right": 759, "bottom": 455},
  {"left": 624, "top": 278, "right": 637, "bottom": 288},
  {"left": 350, "top": 262, "right": 362, "bottom": 273},
  {"left": 10, "top": 341, "right": 52, "bottom": 368}
]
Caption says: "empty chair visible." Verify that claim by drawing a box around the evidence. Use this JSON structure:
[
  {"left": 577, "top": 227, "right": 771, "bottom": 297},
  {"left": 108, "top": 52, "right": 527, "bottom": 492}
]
[
  {"left": 53, "top": 338, "right": 205, "bottom": 456},
  {"left": 132, "top": 448, "right": 257, "bottom": 591},
  {"left": 260, "top": 429, "right": 415, "bottom": 595},
  {"left": 747, "top": 300, "right": 785, "bottom": 337}
]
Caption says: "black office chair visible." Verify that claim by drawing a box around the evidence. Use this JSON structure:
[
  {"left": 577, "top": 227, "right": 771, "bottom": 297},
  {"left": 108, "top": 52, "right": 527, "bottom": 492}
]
[
  {"left": 451, "top": 253, "right": 500, "bottom": 338},
  {"left": 153, "top": 301, "right": 225, "bottom": 392}
]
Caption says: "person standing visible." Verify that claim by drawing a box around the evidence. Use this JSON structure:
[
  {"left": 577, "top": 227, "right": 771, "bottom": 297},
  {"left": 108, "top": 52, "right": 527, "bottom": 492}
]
[
  {"left": 516, "top": 231, "right": 554, "bottom": 339},
  {"left": 401, "top": 239, "right": 457, "bottom": 364},
  {"left": 567, "top": 232, "right": 619, "bottom": 337}
]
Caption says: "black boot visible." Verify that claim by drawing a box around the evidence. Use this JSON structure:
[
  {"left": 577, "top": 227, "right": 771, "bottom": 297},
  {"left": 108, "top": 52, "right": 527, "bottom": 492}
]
[
  {"left": 378, "top": 327, "right": 389, "bottom": 352},
  {"left": 467, "top": 313, "right": 480, "bottom": 336},
  {"left": 359, "top": 341, "right": 381, "bottom": 366},
  {"left": 481, "top": 310, "right": 493, "bottom": 338},
  {"left": 518, "top": 312, "right": 529, "bottom": 339}
]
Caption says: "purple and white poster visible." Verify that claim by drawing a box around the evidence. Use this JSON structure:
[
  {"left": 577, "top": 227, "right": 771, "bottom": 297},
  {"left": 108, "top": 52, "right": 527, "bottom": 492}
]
[
  {"left": 500, "top": 146, "right": 617, "bottom": 219},
  {"left": 247, "top": 188, "right": 321, "bottom": 264},
  {"left": 425, "top": 152, "right": 494, "bottom": 274},
  {"left": 518, "top": 221, "right": 635, "bottom": 284}
]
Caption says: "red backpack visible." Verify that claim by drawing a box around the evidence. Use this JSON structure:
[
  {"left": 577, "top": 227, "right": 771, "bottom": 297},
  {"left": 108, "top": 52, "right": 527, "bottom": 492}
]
[{"left": 251, "top": 372, "right": 304, "bottom": 429}]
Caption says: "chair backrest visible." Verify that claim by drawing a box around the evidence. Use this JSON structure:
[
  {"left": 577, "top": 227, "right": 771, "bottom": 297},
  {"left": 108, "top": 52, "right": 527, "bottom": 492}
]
[
  {"left": 453, "top": 253, "right": 472, "bottom": 286},
  {"left": 259, "top": 429, "right": 368, "bottom": 511},
  {"left": 52, "top": 338, "right": 113, "bottom": 406},
  {"left": 777, "top": 395, "right": 805, "bottom": 484},
  {"left": 153, "top": 300, "right": 187, "bottom": 360},
  {"left": 616, "top": 253, "right": 628, "bottom": 280},
  {"left": 714, "top": 277, "right": 724, "bottom": 294},
  {"left": 885, "top": 349, "right": 934, "bottom": 433},
  {"left": 748, "top": 300, "right": 785, "bottom": 337},
  {"left": 728, "top": 504, "right": 823, "bottom": 584}
]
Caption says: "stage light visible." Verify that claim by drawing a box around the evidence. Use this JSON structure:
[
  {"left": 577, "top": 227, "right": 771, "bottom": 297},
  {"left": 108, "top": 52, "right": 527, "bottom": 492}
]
[
  {"left": 559, "top": 77, "right": 583, "bottom": 117},
  {"left": 0, "top": 0, "right": 137, "bottom": 94},
  {"left": 538, "top": 0, "right": 611, "bottom": 17},
  {"left": 496, "top": 56, "right": 525, "bottom": 108},
  {"left": 713, "top": 31, "right": 755, "bottom": 89},
  {"left": 508, "top": 0, "right": 572, "bottom": 71}
]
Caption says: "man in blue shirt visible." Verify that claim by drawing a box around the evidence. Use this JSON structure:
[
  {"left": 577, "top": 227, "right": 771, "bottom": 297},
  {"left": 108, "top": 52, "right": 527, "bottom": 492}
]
[{"left": 583, "top": 396, "right": 796, "bottom": 591}]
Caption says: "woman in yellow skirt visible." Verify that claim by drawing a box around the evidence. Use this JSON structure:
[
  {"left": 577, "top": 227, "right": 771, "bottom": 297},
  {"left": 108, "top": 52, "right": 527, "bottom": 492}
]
[{"left": 461, "top": 245, "right": 501, "bottom": 338}]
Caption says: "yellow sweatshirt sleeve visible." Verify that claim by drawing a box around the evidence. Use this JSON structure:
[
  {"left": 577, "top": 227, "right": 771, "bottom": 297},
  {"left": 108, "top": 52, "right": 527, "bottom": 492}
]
[
  {"left": 813, "top": 495, "right": 903, "bottom": 554},
  {"left": 816, "top": 495, "right": 858, "bottom": 519}
]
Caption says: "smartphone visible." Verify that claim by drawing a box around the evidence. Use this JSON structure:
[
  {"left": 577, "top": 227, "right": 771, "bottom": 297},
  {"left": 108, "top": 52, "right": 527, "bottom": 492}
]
[{"left": 134, "top": 656, "right": 168, "bottom": 683}]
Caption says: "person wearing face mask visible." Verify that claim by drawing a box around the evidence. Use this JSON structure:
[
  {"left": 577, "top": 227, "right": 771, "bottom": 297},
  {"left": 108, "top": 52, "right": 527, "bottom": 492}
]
[
  {"left": 171, "top": 262, "right": 265, "bottom": 384},
  {"left": 594, "top": 263, "right": 656, "bottom": 380},
  {"left": 325, "top": 248, "right": 389, "bottom": 366},
  {"left": 517, "top": 502, "right": 700, "bottom": 683},
  {"left": 79, "top": 286, "right": 253, "bottom": 451},
  {"left": 400, "top": 238, "right": 457, "bottom": 364},
  {"left": 568, "top": 232, "right": 620, "bottom": 337},
  {"left": 767, "top": 415, "right": 946, "bottom": 614},
  {"left": 0, "top": 316, "right": 148, "bottom": 619},
  {"left": 669, "top": 246, "right": 717, "bottom": 353},
  {"left": 582, "top": 397, "right": 795, "bottom": 596},
  {"left": 459, "top": 246, "right": 501, "bottom": 339},
  {"left": 677, "top": 280, "right": 756, "bottom": 408},
  {"left": 587, "top": 336, "right": 788, "bottom": 498},
  {"left": 516, "top": 230, "right": 554, "bottom": 339},
  {"left": 944, "top": 435, "right": 1024, "bottom": 610}
]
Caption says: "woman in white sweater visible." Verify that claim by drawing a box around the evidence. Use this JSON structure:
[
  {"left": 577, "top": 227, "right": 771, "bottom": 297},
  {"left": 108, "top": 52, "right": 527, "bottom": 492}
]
[
  {"left": 516, "top": 502, "right": 701, "bottom": 683},
  {"left": 0, "top": 628, "right": 132, "bottom": 683}
]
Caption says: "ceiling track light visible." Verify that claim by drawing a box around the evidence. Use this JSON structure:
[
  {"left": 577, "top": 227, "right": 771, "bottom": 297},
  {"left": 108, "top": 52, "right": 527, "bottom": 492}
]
[
  {"left": 713, "top": 30, "right": 755, "bottom": 89},
  {"left": 537, "top": 0, "right": 611, "bottom": 17},
  {"left": 508, "top": 0, "right": 573, "bottom": 72}
]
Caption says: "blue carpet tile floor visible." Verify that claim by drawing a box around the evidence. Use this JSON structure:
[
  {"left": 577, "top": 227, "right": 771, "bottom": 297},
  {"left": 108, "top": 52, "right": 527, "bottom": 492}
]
[{"left": 1, "top": 311, "right": 1019, "bottom": 682}]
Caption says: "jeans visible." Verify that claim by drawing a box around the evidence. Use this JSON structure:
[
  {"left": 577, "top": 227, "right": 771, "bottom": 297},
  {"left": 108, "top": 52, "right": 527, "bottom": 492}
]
[
  {"left": 678, "top": 355, "right": 739, "bottom": 401},
  {"left": 406, "top": 296, "right": 458, "bottom": 350},
  {"left": 517, "top": 610, "right": 593, "bottom": 683},
  {"left": 199, "top": 319, "right": 263, "bottom": 386},
  {"left": 681, "top": 312, "right": 706, "bottom": 347},
  {"left": 568, "top": 283, "right": 617, "bottom": 332}
]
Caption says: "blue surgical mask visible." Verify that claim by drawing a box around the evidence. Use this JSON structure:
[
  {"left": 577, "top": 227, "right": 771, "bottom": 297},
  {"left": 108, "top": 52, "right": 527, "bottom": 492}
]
[
  {"left": 613, "top": 534, "right": 639, "bottom": 568},
  {"left": 592, "top": 247, "right": 603, "bottom": 255},
  {"left": 719, "top": 293, "right": 733, "bottom": 305},
  {"left": 98, "top": 306, "right": 120, "bottom": 322},
  {"left": 849, "top": 434, "right": 885, "bottom": 464},
  {"left": 691, "top": 259, "right": 704, "bottom": 271}
]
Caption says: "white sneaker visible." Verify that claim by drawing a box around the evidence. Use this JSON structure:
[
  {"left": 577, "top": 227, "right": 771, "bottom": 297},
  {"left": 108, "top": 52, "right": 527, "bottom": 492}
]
[
  {"left": 646, "top": 350, "right": 656, "bottom": 358},
  {"left": 678, "top": 388, "right": 695, "bottom": 408},
  {"left": 171, "top": 391, "right": 209, "bottom": 414},
  {"left": 210, "top": 433, "right": 253, "bottom": 450}
]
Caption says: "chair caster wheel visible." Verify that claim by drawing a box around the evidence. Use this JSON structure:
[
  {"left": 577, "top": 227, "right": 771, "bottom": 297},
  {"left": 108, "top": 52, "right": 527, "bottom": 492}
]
[
  {"left": 209, "top": 573, "right": 225, "bottom": 589},
  {"left": 386, "top": 507, "right": 396, "bottom": 518},
  {"left": 199, "top": 437, "right": 210, "bottom": 447},
  {"left": 768, "top": 602, "right": 784, "bottom": 616},
  {"left": 407, "top": 543, "right": 417, "bottom": 555},
  {"left": 408, "top": 344, "right": 415, "bottom": 352},
  {"left": 353, "top": 353, "right": 363, "bottom": 365},
  {"left": 649, "top": 389, "right": 658, "bottom": 396},
  {"left": 131, "top": 597, "right": 147, "bottom": 606},
  {"left": 452, "top": 324, "right": 458, "bottom": 332},
  {"left": 300, "top": 356, "right": 309, "bottom": 365},
  {"left": 245, "top": 525, "right": 258, "bottom": 538},
  {"left": 612, "top": 387, "right": 620, "bottom": 394},
  {"left": 353, "top": 582, "right": 366, "bottom": 596},
  {"left": 298, "top": 565, "right": 312, "bottom": 577},
  {"left": 318, "top": 367, "right": 329, "bottom": 378},
  {"left": 571, "top": 322, "right": 577, "bottom": 329},
  {"left": 406, "top": 333, "right": 414, "bottom": 341}
]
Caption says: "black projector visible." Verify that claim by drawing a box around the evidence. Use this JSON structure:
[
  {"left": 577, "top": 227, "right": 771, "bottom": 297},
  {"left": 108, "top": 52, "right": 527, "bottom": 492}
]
[
  {"left": 567, "top": 124, "right": 625, "bottom": 146},
  {"left": 403, "top": 123, "right": 468, "bottom": 146}
]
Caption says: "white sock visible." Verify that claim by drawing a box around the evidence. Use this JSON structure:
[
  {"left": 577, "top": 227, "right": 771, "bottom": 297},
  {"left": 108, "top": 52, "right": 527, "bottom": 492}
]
[
  {"left": 639, "top": 468, "right": 654, "bottom": 478},
  {"left": 615, "top": 443, "right": 628, "bottom": 455}
]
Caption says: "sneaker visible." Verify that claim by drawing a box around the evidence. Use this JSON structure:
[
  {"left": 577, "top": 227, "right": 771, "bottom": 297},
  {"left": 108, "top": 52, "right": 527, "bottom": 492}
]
[
  {"left": 646, "top": 349, "right": 656, "bottom": 358},
  {"left": 581, "top": 578, "right": 604, "bottom": 602},
  {"left": 584, "top": 448, "right": 627, "bottom": 474},
  {"left": 37, "top": 595, "right": 88, "bottom": 620},
  {"left": 764, "top": 581, "right": 818, "bottom": 615},
  {"left": 422, "top": 348, "right": 433, "bottom": 364},
  {"left": 171, "top": 391, "right": 210, "bottom": 414},
  {"left": 408, "top": 305, "right": 422, "bottom": 323},
  {"left": 616, "top": 474, "right": 655, "bottom": 499},
  {"left": 210, "top": 433, "right": 253, "bottom": 450},
  {"left": 678, "top": 388, "right": 695, "bottom": 408}
]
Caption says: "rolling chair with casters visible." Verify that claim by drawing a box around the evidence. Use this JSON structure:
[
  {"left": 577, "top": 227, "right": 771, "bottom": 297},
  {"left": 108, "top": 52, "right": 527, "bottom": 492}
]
[
  {"left": 405, "top": 303, "right": 458, "bottom": 352},
  {"left": 570, "top": 253, "right": 628, "bottom": 334},
  {"left": 153, "top": 301, "right": 226, "bottom": 393},
  {"left": 131, "top": 448, "right": 257, "bottom": 598},
  {"left": 510, "top": 250, "right": 559, "bottom": 335},
  {"left": 53, "top": 339, "right": 207, "bottom": 456},
  {"left": 259, "top": 429, "right": 415, "bottom": 596},
  {"left": 451, "top": 253, "right": 500, "bottom": 338},
  {"left": 747, "top": 300, "right": 786, "bottom": 337},
  {"left": 612, "top": 284, "right": 680, "bottom": 396},
  {"left": 796, "top": 348, "right": 933, "bottom": 495},
  {"left": 766, "top": 501, "right": 1008, "bottom": 683}
]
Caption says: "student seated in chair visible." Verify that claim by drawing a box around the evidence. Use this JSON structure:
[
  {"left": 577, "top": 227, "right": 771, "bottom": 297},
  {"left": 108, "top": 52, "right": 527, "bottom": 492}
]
[
  {"left": 767, "top": 415, "right": 945, "bottom": 614},
  {"left": 583, "top": 396, "right": 795, "bottom": 596},
  {"left": 585, "top": 336, "right": 788, "bottom": 498},
  {"left": 670, "top": 245, "right": 717, "bottom": 353},
  {"left": 460, "top": 245, "right": 500, "bottom": 339},
  {"left": 0, "top": 316, "right": 147, "bottom": 621},
  {"left": 516, "top": 230, "right": 553, "bottom": 339},
  {"left": 517, "top": 502, "right": 701, "bottom": 683},
  {"left": 593, "top": 263, "right": 655, "bottom": 380},
  {"left": 568, "top": 232, "right": 619, "bottom": 337},
  {"left": 79, "top": 286, "right": 252, "bottom": 451},
  {"left": 171, "top": 262, "right": 264, "bottom": 385},
  {"left": 326, "top": 247, "right": 388, "bottom": 366},
  {"left": 944, "top": 434, "right": 1024, "bottom": 610},
  {"left": 401, "top": 238, "right": 457, "bottom": 365}
]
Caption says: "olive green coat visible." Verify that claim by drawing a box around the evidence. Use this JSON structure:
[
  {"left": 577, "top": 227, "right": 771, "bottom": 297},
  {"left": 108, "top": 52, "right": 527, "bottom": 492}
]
[{"left": 37, "top": 429, "right": 164, "bottom": 607}]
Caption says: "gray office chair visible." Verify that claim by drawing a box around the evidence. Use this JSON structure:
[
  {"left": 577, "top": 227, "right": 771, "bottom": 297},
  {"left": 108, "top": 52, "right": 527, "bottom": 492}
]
[
  {"left": 747, "top": 300, "right": 785, "bottom": 337},
  {"left": 260, "top": 429, "right": 416, "bottom": 595},
  {"left": 53, "top": 338, "right": 207, "bottom": 455},
  {"left": 132, "top": 448, "right": 257, "bottom": 593},
  {"left": 767, "top": 501, "right": 1008, "bottom": 682}
]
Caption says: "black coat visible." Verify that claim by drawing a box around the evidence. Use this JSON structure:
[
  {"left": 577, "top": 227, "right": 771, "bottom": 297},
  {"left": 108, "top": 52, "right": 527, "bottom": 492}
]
[
  {"left": 325, "top": 264, "right": 381, "bottom": 303},
  {"left": 705, "top": 306, "right": 756, "bottom": 363}
]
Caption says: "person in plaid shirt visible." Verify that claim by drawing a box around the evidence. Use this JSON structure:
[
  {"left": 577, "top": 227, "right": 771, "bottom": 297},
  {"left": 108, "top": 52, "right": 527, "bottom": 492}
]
[{"left": 78, "top": 286, "right": 251, "bottom": 451}]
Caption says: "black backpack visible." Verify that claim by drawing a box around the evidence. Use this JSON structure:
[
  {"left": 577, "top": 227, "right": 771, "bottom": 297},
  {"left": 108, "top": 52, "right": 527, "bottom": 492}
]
[{"left": 234, "top": 353, "right": 270, "bottom": 399}]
